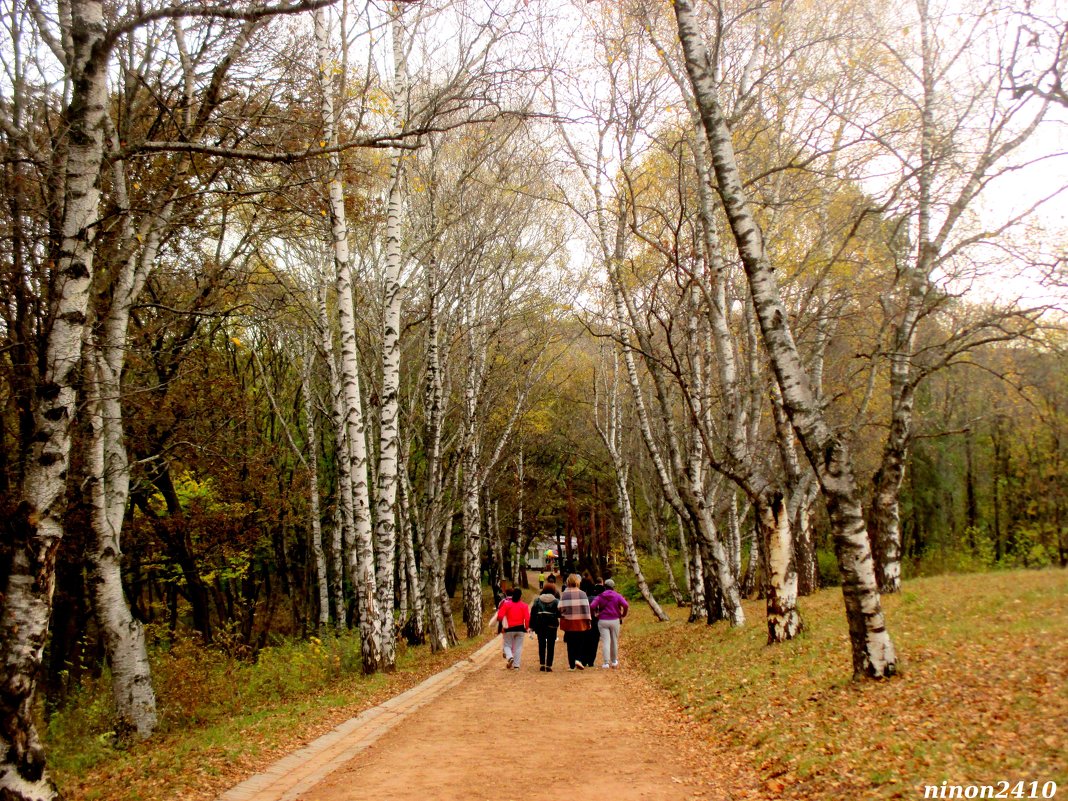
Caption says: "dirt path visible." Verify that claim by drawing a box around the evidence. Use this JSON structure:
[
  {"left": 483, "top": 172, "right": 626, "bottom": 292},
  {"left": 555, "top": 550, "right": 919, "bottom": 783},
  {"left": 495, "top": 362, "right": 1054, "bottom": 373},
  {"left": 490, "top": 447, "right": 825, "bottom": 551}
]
[{"left": 297, "top": 631, "right": 726, "bottom": 801}]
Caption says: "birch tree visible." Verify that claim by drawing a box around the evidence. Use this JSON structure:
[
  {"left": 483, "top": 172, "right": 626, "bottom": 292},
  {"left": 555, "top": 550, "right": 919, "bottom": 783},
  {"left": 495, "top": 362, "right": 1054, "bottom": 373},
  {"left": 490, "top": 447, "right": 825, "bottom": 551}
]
[
  {"left": 860, "top": 0, "right": 1051, "bottom": 593},
  {"left": 549, "top": 3, "right": 746, "bottom": 625},
  {"left": 671, "top": 0, "right": 897, "bottom": 677},
  {"left": 0, "top": 0, "right": 338, "bottom": 793},
  {"left": 314, "top": 5, "right": 382, "bottom": 673},
  {"left": 594, "top": 348, "right": 670, "bottom": 620}
]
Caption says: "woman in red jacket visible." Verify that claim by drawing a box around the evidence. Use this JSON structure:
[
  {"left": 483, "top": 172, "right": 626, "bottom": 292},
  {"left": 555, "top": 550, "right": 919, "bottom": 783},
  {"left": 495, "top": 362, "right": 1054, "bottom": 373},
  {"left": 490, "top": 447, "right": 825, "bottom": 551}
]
[{"left": 499, "top": 587, "right": 529, "bottom": 669}]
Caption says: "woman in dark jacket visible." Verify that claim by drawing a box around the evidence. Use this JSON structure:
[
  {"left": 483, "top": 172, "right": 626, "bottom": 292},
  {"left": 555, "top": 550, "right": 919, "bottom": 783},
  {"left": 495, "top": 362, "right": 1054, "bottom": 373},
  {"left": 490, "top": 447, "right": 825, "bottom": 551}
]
[
  {"left": 582, "top": 576, "right": 605, "bottom": 668},
  {"left": 530, "top": 577, "right": 561, "bottom": 671}
]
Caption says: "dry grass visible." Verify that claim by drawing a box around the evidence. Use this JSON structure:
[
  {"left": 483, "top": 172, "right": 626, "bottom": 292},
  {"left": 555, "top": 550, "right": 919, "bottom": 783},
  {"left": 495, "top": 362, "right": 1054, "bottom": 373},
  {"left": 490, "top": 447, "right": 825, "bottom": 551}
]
[
  {"left": 625, "top": 569, "right": 1068, "bottom": 800},
  {"left": 47, "top": 628, "right": 492, "bottom": 801}
]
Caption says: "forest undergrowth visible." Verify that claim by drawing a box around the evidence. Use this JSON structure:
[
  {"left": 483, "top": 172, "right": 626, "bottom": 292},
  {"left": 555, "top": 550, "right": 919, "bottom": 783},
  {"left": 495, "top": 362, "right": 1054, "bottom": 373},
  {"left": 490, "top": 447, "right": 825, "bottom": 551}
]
[
  {"left": 625, "top": 569, "right": 1068, "bottom": 800},
  {"left": 45, "top": 622, "right": 493, "bottom": 801}
]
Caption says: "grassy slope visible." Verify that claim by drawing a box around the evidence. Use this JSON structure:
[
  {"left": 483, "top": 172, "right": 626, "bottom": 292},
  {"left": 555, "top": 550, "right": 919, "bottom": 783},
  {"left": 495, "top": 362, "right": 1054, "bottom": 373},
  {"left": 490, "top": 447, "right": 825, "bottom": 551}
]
[
  {"left": 48, "top": 629, "right": 493, "bottom": 801},
  {"left": 625, "top": 569, "right": 1068, "bottom": 800}
]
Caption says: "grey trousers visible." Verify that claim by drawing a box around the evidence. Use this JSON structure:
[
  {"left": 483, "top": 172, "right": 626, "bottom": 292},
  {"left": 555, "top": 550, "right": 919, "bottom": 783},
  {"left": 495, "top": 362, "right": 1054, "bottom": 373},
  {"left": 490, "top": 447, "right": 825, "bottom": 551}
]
[
  {"left": 503, "top": 631, "right": 526, "bottom": 667},
  {"left": 598, "top": 618, "right": 620, "bottom": 665}
]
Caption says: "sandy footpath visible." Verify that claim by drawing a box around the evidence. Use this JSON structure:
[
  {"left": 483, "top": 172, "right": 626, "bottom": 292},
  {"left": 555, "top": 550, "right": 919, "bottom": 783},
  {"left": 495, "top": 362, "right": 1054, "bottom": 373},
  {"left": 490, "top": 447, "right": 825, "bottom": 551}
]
[{"left": 298, "top": 632, "right": 725, "bottom": 801}]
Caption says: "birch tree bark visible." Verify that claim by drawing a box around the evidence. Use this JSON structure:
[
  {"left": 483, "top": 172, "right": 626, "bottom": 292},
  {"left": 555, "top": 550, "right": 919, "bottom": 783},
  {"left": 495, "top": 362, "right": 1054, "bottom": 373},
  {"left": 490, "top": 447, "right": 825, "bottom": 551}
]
[
  {"left": 315, "top": 7, "right": 381, "bottom": 671},
  {"left": 595, "top": 351, "right": 669, "bottom": 621},
  {"left": 318, "top": 282, "right": 355, "bottom": 632},
  {"left": 418, "top": 263, "right": 451, "bottom": 651},
  {"left": 302, "top": 354, "right": 331, "bottom": 630},
  {"left": 85, "top": 354, "right": 159, "bottom": 740},
  {"left": 863, "top": 0, "right": 1049, "bottom": 593},
  {"left": 672, "top": 0, "right": 896, "bottom": 677},
  {"left": 372, "top": 3, "right": 413, "bottom": 671},
  {"left": 0, "top": 1, "right": 109, "bottom": 793}
]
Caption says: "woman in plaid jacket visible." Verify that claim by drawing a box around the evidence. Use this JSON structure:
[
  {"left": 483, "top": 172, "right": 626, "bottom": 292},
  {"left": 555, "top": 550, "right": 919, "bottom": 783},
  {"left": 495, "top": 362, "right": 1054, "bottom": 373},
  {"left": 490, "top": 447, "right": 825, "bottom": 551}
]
[{"left": 558, "top": 574, "right": 593, "bottom": 670}]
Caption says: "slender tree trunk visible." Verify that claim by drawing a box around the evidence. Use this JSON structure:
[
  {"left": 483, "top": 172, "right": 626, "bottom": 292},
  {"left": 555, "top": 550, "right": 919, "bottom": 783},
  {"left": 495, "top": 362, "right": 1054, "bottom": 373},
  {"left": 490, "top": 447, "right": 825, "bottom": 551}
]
[
  {"left": 869, "top": 384, "right": 914, "bottom": 593},
  {"left": 726, "top": 493, "right": 742, "bottom": 582},
  {"left": 372, "top": 5, "right": 412, "bottom": 671},
  {"left": 687, "top": 533, "right": 706, "bottom": 624},
  {"left": 791, "top": 483, "right": 820, "bottom": 596},
  {"left": 740, "top": 520, "right": 760, "bottom": 598},
  {"left": 373, "top": 155, "right": 405, "bottom": 670},
  {"left": 86, "top": 353, "right": 159, "bottom": 740},
  {"left": 320, "top": 288, "right": 352, "bottom": 632},
  {"left": 1, "top": 1, "right": 107, "bottom": 795},
  {"left": 460, "top": 454, "right": 484, "bottom": 638},
  {"left": 595, "top": 352, "right": 669, "bottom": 621},
  {"left": 80, "top": 150, "right": 176, "bottom": 741},
  {"left": 397, "top": 443, "right": 425, "bottom": 644},
  {"left": 673, "top": 0, "right": 895, "bottom": 678},
  {"left": 512, "top": 447, "right": 525, "bottom": 587},
  {"left": 316, "top": 9, "right": 380, "bottom": 670},
  {"left": 420, "top": 267, "right": 450, "bottom": 651},
  {"left": 302, "top": 359, "right": 330, "bottom": 630}
]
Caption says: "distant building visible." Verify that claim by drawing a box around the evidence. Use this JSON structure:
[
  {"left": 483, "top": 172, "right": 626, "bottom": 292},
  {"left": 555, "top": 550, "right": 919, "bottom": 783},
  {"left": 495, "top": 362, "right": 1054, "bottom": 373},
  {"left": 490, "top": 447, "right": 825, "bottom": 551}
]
[{"left": 524, "top": 536, "right": 578, "bottom": 569}]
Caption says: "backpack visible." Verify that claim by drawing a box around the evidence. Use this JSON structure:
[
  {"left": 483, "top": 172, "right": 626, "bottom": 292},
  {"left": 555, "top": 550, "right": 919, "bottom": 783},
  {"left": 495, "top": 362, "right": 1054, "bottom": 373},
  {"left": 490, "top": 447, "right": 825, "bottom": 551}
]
[{"left": 533, "top": 597, "right": 559, "bottom": 631}]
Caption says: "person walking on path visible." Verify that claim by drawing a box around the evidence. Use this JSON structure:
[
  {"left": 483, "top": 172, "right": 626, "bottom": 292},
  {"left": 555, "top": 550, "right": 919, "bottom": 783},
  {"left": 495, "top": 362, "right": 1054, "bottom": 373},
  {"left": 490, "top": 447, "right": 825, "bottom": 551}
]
[
  {"left": 531, "top": 577, "right": 561, "bottom": 671},
  {"left": 583, "top": 576, "right": 605, "bottom": 668},
  {"left": 590, "top": 579, "right": 629, "bottom": 669},
  {"left": 499, "top": 587, "right": 530, "bottom": 669},
  {"left": 495, "top": 592, "right": 513, "bottom": 659},
  {"left": 558, "top": 573, "right": 593, "bottom": 670}
]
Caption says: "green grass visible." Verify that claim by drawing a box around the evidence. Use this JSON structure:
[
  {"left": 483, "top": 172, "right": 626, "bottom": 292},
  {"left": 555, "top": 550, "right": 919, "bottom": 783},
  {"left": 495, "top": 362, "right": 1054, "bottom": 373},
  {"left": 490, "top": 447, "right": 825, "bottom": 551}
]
[{"left": 625, "top": 569, "right": 1068, "bottom": 800}]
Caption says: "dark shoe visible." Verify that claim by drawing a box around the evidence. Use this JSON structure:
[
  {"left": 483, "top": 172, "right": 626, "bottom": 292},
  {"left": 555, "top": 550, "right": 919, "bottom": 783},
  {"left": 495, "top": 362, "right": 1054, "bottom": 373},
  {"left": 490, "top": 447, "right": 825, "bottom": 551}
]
[
  {"left": 546, "top": 667, "right": 553, "bottom": 672},
  {"left": 540, "top": 665, "right": 546, "bottom": 672}
]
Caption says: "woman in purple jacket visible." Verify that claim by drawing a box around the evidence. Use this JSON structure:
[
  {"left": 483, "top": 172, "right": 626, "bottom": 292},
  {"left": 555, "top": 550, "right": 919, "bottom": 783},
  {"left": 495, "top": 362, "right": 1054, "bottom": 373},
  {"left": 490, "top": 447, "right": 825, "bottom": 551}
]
[{"left": 589, "top": 578, "right": 629, "bottom": 668}]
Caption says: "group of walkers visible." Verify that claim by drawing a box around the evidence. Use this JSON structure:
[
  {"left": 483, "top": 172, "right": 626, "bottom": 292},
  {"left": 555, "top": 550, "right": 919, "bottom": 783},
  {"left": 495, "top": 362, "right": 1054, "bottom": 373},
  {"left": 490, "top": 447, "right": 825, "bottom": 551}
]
[{"left": 495, "top": 572, "right": 629, "bottom": 672}]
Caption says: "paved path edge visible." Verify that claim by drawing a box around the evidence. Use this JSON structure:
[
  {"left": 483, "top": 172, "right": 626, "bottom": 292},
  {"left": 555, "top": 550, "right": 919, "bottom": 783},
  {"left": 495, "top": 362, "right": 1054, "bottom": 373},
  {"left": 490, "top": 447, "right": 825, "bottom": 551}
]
[{"left": 216, "top": 637, "right": 501, "bottom": 801}]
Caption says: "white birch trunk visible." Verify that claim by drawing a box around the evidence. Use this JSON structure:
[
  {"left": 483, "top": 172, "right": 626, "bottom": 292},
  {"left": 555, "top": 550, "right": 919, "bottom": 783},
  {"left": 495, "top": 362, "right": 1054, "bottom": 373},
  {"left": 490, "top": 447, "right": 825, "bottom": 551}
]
[
  {"left": 82, "top": 201, "right": 173, "bottom": 740},
  {"left": 595, "top": 352, "right": 669, "bottom": 621},
  {"left": 757, "top": 492, "right": 802, "bottom": 642},
  {"left": 373, "top": 154, "right": 404, "bottom": 669},
  {"left": 673, "top": 0, "right": 895, "bottom": 677},
  {"left": 316, "top": 8, "right": 380, "bottom": 670},
  {"left": 512, "top": 448, "right": 525, "bottom": 587},
  {"left": 420, "top": 266, "right": 451, "bottom": 650},
  {"left": 302, "top": 358, "right": 330, "bottom": 630},
  {"left": 397, "top": 454, "right": 425, "bottom": 643},
  {"left": 372, "top": 5, "right": 412, "bottom": 670},
  {"left": 0, "top": 1, "right": 107, "bottom": 794},
  {"left": 319, "top": 286, "right": 353, "bottom": 632},
  {"left": 85, "top": 353, "right": 159, "bottom": 740},
  {"left": 727, "top": 493, "right": 742, "bottom": 581},
  {"left": 460, "top": 340, "right": 486, "bottom": 637}
]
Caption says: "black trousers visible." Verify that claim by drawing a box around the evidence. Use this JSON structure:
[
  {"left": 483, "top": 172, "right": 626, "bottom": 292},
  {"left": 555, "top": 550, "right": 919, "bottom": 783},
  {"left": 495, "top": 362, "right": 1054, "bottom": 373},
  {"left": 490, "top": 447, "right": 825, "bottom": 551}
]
[
  {"left": 563, "top": 631, "right": 585, "bottom": 668},
  {"left": 582, "top": 623, "right": 601, "bottom": 666},
  {"left": 537, "top": 628, "right": 557, "bottom": 667}
]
